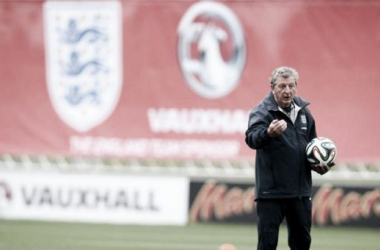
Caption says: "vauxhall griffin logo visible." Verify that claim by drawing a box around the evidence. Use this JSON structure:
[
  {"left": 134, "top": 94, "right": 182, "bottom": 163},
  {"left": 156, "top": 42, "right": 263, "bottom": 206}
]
[
  {"left": 44, "top": 2, "right": 122, "bottom": 132},
  {"left": 178, "top": 1, "right": 246, "bottom": 99},
  {"left": 0, "top": 182, "right": 12, "bottom": 210}
]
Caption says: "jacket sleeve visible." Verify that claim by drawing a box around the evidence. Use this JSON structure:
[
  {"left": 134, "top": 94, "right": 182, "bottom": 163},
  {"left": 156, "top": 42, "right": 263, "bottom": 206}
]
[
  {"left": 306, "top": 107, "right": 317, "bottom": 141},
  {"left": 245, "top": 108, "right": 272, "bottom": 150}
]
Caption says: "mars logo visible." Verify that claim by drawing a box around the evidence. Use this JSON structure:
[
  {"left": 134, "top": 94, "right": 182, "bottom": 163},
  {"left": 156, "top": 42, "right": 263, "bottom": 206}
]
[
  {"left": 178, "top": 1, "right": 246, "bottom": 99},
  {"left": 0, "top": 182, "right": 12, "bottom": 209},
  {"left": 44, "top": 2, "right": 122, "bottom": 132}
]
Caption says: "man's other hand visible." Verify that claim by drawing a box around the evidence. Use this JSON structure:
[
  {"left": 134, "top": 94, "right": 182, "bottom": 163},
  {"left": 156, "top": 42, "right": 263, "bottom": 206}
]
[{"left": 267, "top": 119, "right": 287, "bottom": 138}]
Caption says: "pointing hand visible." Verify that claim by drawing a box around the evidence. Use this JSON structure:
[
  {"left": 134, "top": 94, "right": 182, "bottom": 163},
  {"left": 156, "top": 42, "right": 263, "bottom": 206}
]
[{"left": 267, "top": 119, "right": 287, "bottom": 138}]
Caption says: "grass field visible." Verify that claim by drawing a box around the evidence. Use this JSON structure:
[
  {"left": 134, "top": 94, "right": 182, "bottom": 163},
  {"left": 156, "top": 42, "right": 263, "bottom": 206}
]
[{"left": 0, "top": 219, "right": 379, "bottom": 250}]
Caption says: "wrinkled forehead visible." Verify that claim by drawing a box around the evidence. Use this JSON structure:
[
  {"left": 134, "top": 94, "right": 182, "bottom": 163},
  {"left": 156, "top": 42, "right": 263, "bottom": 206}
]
[
  {"left": 273, "top": 75, "right": 296, "bottom": 85},
  {"left": 270, "top": 67, "right": 299, "bottom": 85}
]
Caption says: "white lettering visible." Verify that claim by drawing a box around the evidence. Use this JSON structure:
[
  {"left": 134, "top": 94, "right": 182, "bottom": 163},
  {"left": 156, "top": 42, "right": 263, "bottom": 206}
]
[
  {"left": 147, "top": 108, "right": 248, "bottom": 134},
  {"left": 21, "top": 186, "right": 160, "bottom": 211},
  {"left": 70, "top": 136, "right": 240, "bottom": 159}
]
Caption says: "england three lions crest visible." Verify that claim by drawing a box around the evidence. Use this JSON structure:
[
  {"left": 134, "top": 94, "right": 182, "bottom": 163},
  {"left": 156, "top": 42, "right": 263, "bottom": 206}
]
[
  {"left": 177, "top": 1, "right": 246, "bottom": 99},
  {"left": 44, "top": 1, "right": 122, "bottom": 132}
]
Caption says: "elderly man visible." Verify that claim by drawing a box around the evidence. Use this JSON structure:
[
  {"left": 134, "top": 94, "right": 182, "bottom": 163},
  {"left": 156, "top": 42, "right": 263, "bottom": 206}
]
[{"left": 245, "top": 66, "right": 330, "bottom": 250}]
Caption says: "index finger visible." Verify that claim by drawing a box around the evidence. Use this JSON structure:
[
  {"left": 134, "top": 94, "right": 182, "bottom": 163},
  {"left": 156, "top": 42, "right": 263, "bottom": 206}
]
[{"left": 271, "top": 119, "right": 279, "bottom": 124}]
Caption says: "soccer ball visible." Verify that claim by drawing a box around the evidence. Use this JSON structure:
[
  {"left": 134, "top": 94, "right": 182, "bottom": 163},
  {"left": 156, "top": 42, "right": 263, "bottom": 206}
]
[{"left": 306, "top": 137, "right": 337, "bottom": 166}]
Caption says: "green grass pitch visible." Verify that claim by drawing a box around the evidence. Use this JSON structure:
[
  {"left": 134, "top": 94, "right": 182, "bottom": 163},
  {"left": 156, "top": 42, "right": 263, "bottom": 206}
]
[{"left": 0, "top": 219, "right": 379, "bottom": 250}]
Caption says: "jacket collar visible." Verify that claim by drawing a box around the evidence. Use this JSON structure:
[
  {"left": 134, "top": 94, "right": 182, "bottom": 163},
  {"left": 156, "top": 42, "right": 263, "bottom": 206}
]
[{"left": 263, "top": 92, "right": 309, "bottom": 112}]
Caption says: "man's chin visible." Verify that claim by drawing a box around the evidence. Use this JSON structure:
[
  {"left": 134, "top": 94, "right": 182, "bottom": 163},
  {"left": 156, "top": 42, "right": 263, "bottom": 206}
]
[{"left": 282, "top": 101, "right": 291, "bottom": 107}]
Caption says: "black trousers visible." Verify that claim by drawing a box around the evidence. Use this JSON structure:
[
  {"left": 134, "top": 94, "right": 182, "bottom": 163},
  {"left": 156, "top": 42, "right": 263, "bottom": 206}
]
[{"left": 256, "top": 198, "right": 312, "bottom": 250}]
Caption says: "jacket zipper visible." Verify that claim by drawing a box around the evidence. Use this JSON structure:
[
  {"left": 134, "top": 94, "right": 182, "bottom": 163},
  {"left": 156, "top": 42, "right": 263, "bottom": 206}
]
[{"left": 281, "top": 107, "right": 306, "bottom": 199}]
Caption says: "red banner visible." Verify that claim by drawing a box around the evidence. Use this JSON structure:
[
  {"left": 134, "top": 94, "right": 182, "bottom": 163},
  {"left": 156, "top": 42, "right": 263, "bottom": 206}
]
[
  {"left": 189, "top": 180, "right": 380, "bottom": 228},
  {"left": 0, "top": 0, "right": 380, "bottom": 162}
]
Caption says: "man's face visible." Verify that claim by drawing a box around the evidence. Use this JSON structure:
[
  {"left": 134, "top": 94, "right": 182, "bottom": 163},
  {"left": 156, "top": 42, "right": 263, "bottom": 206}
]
[{"left": 271, "top": 76, "right": 297, "bottom": 108}]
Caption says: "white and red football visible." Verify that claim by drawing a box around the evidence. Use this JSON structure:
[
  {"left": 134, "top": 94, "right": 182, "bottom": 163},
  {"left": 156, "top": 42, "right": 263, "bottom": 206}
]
[{"left": 306, "top": 137, "right": 337, "bottom": 167}]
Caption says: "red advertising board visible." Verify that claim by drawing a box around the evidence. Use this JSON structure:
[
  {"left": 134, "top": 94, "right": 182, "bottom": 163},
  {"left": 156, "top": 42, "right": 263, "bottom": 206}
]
[
  {"left": 0, "top": 0, "right": 380, "bottom": 163},
  {"left": 189, "top": 180, "right": 380, "bottom": 228}
]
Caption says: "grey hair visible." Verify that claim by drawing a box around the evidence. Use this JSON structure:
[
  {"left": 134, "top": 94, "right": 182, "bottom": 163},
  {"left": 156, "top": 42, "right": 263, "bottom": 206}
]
[{"left": 269, "top": 66, "right": 299, "bottom": 86}]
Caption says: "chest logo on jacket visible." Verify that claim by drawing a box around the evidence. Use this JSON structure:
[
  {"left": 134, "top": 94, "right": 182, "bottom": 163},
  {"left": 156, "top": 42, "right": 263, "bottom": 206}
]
[
  {"left": 300, "top": 114, "right": 308, "bottom": 131},
  {"left": 177, "top": 1, "right": 246, "bottom": 99},
  {"left": 301, "top": 114, "right": 307, "bottom": 124}
]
